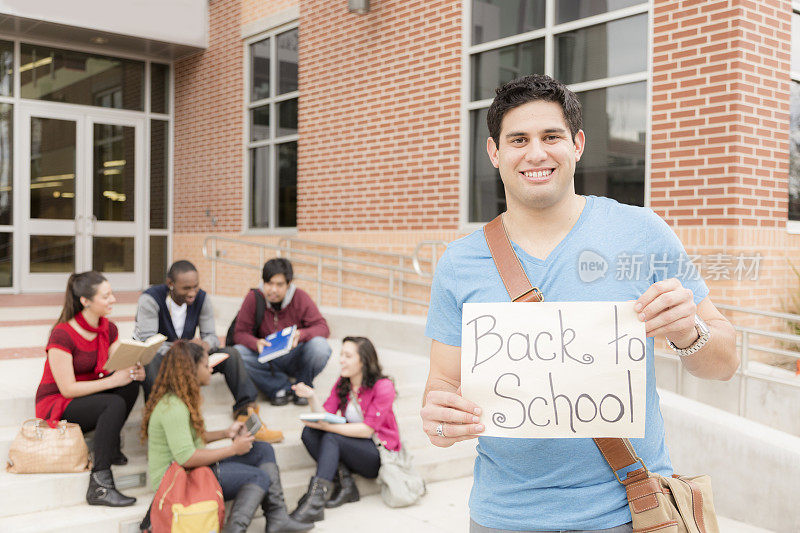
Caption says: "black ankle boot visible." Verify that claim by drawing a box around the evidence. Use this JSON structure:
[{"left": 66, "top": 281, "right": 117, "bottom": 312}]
[
  {"left": 86, "top": 469, "right": 136, "bottom": 507},
  {"left": 260, "top": 463, "right": 314, "bottom": 532},
  {"left": 111, "top": 452, "right": 128, "bottom": 466},
  {"left": 325, "top": 463, "right": 359, "bottom": 508},
  {"left": 224, "top": 483, "right": 265, "bottom": 533},
  {"left": 289, "top": 477, "right": 333, "bottom": 523}
]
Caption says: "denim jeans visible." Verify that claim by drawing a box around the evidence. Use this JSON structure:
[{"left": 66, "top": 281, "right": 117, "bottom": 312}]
[
  {"left": 214, "top": 441, "right": 275, "bottom": 500},
  {"left": 235, "top": 336, "right": 332, "bottom": 399}
]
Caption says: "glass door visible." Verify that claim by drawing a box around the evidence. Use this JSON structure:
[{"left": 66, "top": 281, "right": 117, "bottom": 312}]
[{"left": 19, "top": 106, "right": 144, "bottom": 291}]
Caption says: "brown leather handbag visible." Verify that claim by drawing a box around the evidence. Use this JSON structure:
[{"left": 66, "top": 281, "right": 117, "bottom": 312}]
[
  {"left": 6, "top": 418, "right": 90, "bottom": 474},
  {"left": 483, "top": 214, "right": 720, "bottom": 533}
]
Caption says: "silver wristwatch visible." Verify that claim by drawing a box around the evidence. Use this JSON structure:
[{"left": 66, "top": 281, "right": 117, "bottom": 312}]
[{"left": 666, "top": 315, "right": 711, "bottom": 357}]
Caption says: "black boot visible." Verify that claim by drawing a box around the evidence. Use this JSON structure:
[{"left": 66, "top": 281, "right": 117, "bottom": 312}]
[
  {"left": 111, "top": 451, "right": 128, "bottom": 466},
  {"left": 289, "top": 477, "right": 333, "bottom": 523},
  {"left": 325, "top": 463, "right": 359, "bottom": 508},
  {"left": 86, "top": 469, "right": 136, "bottom": 507},
  {"left": 260, "top": 463, "right": 314, "bottom": 532},
  {"left": 223, "top": 483, "right": 265, "bottom": 533}
]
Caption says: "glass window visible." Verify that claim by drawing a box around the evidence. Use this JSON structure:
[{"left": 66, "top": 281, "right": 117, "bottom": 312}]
[
  {"left": 277, "top": 98, "right": 298, "bottom": 137},
  {"left": 790, "top": 81, "right": 800, "bottom": 221},
  {"left": 250, "top": 147, "right": 270, "bottom": 228},
  {"left": 149, "top": 235, "right": 168, "bottom": 285},
  {"left": 20, "top": 44, "right": 144, "bottom": 110},
  {"left": 93, "top": 124, "right": 135, "bottom": 222},
  {"left": 277, "top": 29, "right": 298, "bottom": 95},
  {"left": 0, "top": 104, "right": 11, "bottom": 225},
  {"left": 151, "top": 63, "right": 170, "bottom": 114},
  {"left": 575, "top": 82, "right": 646, "bottom": 206},
  {"left": 150, "top": 120, "right": 169, "bottom": 229},
  {"left": 472, "top": 0, "right": 545, "bottom": 45},
  {"left": 30, "top": 235, "right": 74, "bottom": 273},
  {"left": 472, "top": 39, "right": 544, "bottom": 101},
  {"left": 30, "top": 117, "right": 76, "bottom": 220},
  {"left": 93, "top": 236, "right": 134, "bottom": 272},
  {"left": 0, "top": 40, "right": 12, "bottom": 97},
  {"left": 251, "top": 38, "right": 270, "bottom": 101},
  {"left": 0, "top": 232, "right": 10, "bottom": 287},
  {"left": 251, "top": 106, "right": 270, "bottom": 141},
  {"left": 469, "top": 107, "right": 505, "bottom": 223},
  {"left": 248, "top": 26, "right": 299, "bottom": 229},
  {"left": 556, "top": 0, "right": 645, "bottom": 24},
  {"left": 555, "top": 14, "right": 647, "bottom": 85},
  {"left": 277, "top": 142, "right": 297, "bottom": 227}
]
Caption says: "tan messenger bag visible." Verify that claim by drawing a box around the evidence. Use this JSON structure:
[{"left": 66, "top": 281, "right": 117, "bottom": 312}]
[{"left": 483, "top": 214, "right": 720, "bottom": 533}]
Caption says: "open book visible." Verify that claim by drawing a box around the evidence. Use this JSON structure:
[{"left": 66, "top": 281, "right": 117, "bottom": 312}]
[
  {"left": 258, "top": 326, "right": 298, "bottom": 363},
  {"left": 104, "top": 334, "right": 167, "bottom": 372},
  {"left": 299, "top": 412, "right": 347, "bottom": 424}
]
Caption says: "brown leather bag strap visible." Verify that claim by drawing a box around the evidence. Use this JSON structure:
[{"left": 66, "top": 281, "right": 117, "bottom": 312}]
[
  {"left": 483, "top": 215, "right": 543, "bottom": 303},
  {"left": 483, "top": 214, "right": 643, "bottom": 484}
]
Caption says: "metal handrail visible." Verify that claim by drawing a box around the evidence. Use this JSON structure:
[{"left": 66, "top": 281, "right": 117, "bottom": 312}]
[{"left": 201, "top": 235, "right": 446, "bottom": 313}]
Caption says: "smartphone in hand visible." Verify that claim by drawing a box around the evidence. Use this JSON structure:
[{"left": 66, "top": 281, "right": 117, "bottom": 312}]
[{"left": 243, "top": 412, "right": 262, "bottom": 436}]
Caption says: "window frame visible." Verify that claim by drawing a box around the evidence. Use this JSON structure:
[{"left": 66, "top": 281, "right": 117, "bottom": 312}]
[
  {"left": 460, "top": 0, "right": 653, "bottom": 230},
  {"left": 243, "top": 22, "right": 299, "bottom": 234},
  {"left": 788, "top": 3, "right": 800, "bottom": 233}
]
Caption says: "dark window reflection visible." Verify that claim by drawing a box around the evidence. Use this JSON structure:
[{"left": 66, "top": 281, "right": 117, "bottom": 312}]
[
  {"left": 790, "top": 82, "right": 800, "bottom": 221},
  {"left": 250, "top": 147, "right": 270, "bottom": 228},
  {"left": 0, "top": 104, "right": 11, "bottom": 225},
  {"left": 30, "top": 117, "right": 75, "bottom": 220},
  {"left": 472, "top": 39, "right": 544, "bottom": 101},
  {"left": 472, "top": 0, "right": 545, "bottom": 45},
  {"left": 94, "top": 124, "right": 135, "bottom": 222},
  {"left": 30, "top": 234, "right": 74, "bottom": 273},
  {"left": 277, "top": 142, "right": 297, "bottom": 227},
  {"left": 277, "top": 98, "right": 298, "bottom": 137},
  {"left": 469, "top": 107, "right": 506, "bottom": 222},
  {"left": 149, "top": 235, "right": 168, "bottom": 285},
  {"left": 150, "top": 120, "right": 168, "bottom": 229},
  {"left": 151, "top": 63, "right": 169, "bottom": 114},
  {"left": 251, "top": 106, "right": 270, "bottom": 141},
  {"left": 277, "top": 29, "right": 298, "bottom": 94},
  {"left": 555, "top": 14, "right": 647, "bottom": 85},
  {"left": 20, "top": 44, "right": 144, "bottom": 111},
  {"left": 575, "top": 82, "right": 646, "bottom": 206},
  {"left": 556, "top": 0, "right": 645, "bottom": 24},
  {"left": 0, "top": 232, "right": 10, "bottom": 287},
  {"left": 93, "top": 236, "right": 134, "bottom": 272},
  {"left": 0, "top": 40, "right": 12, "bottom": 97},
  {"left": 251, "top": 38, "right": 270, "bottom": 101}
]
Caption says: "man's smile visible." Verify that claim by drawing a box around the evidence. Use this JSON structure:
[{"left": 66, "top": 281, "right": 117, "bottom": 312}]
[{"left": 520, "top": 168, "right": 555, "bottom": 182}]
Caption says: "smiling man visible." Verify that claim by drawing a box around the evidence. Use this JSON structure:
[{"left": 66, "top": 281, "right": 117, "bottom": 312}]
[{"left": 420, "top": 75, "right": 739, "bottom": 532}]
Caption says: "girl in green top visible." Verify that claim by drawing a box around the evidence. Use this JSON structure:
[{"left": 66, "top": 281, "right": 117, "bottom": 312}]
[{"left": 142, "top": 341, "right": 311, "bottom": 533}]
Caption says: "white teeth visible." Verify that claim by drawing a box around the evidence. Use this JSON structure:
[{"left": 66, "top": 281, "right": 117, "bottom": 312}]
[{"left": 523, "top": 170, "right": 552, "bottom": 178}]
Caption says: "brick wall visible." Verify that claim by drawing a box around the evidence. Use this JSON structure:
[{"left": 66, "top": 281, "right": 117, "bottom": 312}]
[
  {"left": 650, "top": 0, "right": 791, "bottom": 228},
  {"left": 173, "top": 0, "right": 244, "bottom": 234},
  {"left": 242, "top": 0, "right": 297, "bottom": 24},
  {"left": 297, "top": 0, "right": 461, "bottom": 232}
]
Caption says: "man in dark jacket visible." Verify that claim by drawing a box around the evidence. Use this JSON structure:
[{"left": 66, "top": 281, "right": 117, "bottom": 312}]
[
  {"left": 135, "top": 260, "right": 283, "bottom": 442},
  {"left": 233, "top": 258, "right": 332, "bottom": 406}
]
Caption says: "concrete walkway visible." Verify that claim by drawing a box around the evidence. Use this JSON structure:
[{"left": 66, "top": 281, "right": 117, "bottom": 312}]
[{"left": 300, "top": 476, "right": 771, "bottom": 533}]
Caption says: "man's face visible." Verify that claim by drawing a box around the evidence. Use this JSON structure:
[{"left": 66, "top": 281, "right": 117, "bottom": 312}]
[
  {"left": 169, "top": 270, "right": 200, "bottom": 306},
  {"left": 263, "top": 274, "right": 289, "bottom": 304},
  {"left": 487, "top": 100, "right": 585, "bottom": 212}
]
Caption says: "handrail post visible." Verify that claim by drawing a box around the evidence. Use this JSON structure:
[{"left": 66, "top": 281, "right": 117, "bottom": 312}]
[
  {"left": 338, "top": 248, "right": 343, "bottom": 307},
  {"left": 389, "top": 271, "right": 394, "bottom": 313},
  {"left": 211, "top": 239, "right": 217, "bottom": 296},
  {"left": 317, "top": 257, "right": 323, "bottom": 304},
  {"left": 398, "top": 256, "right": 404, "bottom": 314},
  {"left": 739, "top": 331, "right": 749, "bottom": 417}
]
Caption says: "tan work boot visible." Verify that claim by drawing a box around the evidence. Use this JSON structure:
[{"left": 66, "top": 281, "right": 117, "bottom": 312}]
[{"left": 237, "top": 404, "right": 284, "bottom": 443}]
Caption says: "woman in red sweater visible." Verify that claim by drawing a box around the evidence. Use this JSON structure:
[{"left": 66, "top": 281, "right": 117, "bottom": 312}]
[{"left": 35, "top": 271, "right": 144, "bottom": 507}]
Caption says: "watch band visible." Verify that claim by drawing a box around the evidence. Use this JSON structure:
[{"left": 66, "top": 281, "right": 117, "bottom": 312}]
[{"left": 666, "top": 315, "right": 710, "bottom": 357}]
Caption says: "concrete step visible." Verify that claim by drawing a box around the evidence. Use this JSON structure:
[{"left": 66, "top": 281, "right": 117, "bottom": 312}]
[
  {"left": 0, "top": 302, "right": 138, "bottom": 323},
  {"left": 0, "top": 320, "right": 136, "bottom": 351}
]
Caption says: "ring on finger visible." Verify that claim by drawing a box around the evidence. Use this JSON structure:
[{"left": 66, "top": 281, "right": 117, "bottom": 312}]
[{"left": 435, "top": 423, "right": 445, "bottom": 438}]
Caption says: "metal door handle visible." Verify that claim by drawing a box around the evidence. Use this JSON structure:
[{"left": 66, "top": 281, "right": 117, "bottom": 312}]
[
  {"left": 87, "top": 215, "right": 97, "bottom": 235},
  {"left": 74, "top": 215, "right": 83, "bottom": 235}
]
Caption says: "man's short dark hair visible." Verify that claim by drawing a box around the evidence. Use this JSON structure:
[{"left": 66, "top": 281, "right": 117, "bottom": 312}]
[
  {"left": 167, "top": 260, "right": 197, "bottom": 281},
  {"left": 486, "top": 74, "right": 582, "bottom": 148},
  {"left": 262, "top": 258, "right": 293, "bottom": 283}
]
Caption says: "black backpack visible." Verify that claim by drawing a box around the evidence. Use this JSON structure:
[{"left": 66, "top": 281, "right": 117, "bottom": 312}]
[{"left": 225, "top": 288, "right": 266, "bottom": 347}]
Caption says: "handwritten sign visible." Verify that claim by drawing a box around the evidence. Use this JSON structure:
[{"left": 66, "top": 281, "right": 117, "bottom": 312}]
[{"left": 461, "top": 302, "right": 646, "bottom": 438}]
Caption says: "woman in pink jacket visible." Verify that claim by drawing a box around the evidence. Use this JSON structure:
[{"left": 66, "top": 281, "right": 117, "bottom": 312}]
[{"left": 289, "top": 336, "right": 399, "bottom": 523}]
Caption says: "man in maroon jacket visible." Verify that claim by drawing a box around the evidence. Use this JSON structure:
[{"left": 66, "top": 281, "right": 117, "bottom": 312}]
[{"left": 232, "top": 258, "right": 332, "bottom": 406}]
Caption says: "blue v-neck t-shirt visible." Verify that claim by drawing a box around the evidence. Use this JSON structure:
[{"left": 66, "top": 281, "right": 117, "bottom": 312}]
[{"left": 425, "top": 196, "right": 709, "bottom": 531}]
